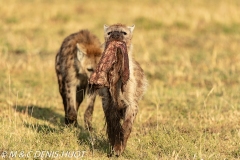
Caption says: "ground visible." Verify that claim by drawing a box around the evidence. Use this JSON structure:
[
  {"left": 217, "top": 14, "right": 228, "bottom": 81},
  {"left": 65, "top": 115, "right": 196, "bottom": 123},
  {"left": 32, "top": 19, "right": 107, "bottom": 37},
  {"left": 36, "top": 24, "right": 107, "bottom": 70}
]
[{"left": 0, "top": 0, "right": 240, "bottom": 159}]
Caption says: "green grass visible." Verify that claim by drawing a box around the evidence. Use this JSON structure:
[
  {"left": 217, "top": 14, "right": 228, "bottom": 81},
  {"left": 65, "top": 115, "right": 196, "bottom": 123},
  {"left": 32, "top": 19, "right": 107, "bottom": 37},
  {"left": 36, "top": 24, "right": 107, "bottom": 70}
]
[{"left": 0, "top": 0, "right": 240, "bottom": 159}]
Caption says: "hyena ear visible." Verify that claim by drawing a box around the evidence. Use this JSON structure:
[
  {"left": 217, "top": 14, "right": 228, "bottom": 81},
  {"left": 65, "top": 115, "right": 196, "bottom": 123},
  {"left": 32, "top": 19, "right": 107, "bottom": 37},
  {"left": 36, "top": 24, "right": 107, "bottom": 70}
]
[
  {"left": 76, "top": 43, "right": 86, "bottom": 61},
  {"left": 128, "top": 25, "right": 135, "bottom": 33},
  {"left": 104, "top": 24, "right": 109, "bottom": 32}
]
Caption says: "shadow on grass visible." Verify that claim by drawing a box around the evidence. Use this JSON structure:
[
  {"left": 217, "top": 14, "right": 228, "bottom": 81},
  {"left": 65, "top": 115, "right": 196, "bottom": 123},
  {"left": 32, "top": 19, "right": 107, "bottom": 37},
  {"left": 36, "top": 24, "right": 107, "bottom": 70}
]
[
  {"left": 14, "top": 105, "right": 112, "bottom": 156},
  {"left": 77, "top": 127, "right": 111, "bottom": 157},
  {"left": 23, "top": 122, "right": 60, "bottom": 133},
  {"left": 13, "top": 105, "right": 64, "bottom": 126},
  {"left": 79, "top": 130, "right": 135, "bottom": 159}
]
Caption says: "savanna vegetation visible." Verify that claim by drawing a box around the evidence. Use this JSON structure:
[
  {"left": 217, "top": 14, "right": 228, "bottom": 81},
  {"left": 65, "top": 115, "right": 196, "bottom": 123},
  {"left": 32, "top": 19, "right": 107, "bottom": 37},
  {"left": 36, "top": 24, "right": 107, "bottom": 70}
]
[{"left": 0, "top": 0, "right": 240, "bottom": 159}]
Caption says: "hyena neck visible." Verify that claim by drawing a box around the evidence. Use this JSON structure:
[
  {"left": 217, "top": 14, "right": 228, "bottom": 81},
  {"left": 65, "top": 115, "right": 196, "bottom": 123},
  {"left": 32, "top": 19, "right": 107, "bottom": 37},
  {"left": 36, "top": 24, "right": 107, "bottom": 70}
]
[{"left": 127, "top": 44, "right": 133, "bottom": 56}]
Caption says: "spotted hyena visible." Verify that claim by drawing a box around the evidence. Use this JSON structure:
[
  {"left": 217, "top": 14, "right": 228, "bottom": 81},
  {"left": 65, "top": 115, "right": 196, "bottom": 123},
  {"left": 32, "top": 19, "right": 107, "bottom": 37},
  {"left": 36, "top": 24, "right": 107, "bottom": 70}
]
[
  {"left": 55, "top": 30, "right": 102, "bottom": 130},
  {"left": 97, "top": 24, "right": 148, "bottom": 156}
]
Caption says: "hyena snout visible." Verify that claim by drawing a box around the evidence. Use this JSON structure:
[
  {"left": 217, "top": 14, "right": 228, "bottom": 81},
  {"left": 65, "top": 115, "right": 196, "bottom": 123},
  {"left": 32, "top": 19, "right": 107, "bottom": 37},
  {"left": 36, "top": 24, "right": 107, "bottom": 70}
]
[
  {"left": 110, "top": 31, "right": 124, "bottom": 41},
  {"left": 86, "top": 66, "right": 95, "bottom": 77}
]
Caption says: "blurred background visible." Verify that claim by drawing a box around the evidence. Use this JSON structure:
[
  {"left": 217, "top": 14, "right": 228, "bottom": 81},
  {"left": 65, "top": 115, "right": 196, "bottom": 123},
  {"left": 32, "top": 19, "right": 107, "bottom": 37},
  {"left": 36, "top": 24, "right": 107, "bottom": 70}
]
[{"left": 0, "top": 0, "right": 239, "bottom": 159}]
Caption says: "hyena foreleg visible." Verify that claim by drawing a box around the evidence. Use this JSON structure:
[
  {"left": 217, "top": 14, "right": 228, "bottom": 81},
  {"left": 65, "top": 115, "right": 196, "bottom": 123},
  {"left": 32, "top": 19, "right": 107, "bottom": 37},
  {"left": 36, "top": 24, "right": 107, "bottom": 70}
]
[
  {"left": 56, "top": 58, "right": 77, "bottom": 125},
  {"left": 76, "top": 85, "right": 86, "bottom": 112},
  {"left": 84, "top": 92, "right": 96, "bottom": 131},
  {"left": 61, "top": 82, "right": 78, "bottom": 125},
  {"left": 113, "top": 105, "right": 138, "bottom": 156},
  {"left": 99, "top": 88, "right": 123, "bottom": 154}
]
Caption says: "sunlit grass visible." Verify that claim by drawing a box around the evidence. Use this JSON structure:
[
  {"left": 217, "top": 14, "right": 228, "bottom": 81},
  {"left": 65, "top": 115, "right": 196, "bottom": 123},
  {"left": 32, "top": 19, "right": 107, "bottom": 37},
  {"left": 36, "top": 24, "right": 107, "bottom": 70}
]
[{"left": 0, "top": 0, "right": 240, "bottom": 159}]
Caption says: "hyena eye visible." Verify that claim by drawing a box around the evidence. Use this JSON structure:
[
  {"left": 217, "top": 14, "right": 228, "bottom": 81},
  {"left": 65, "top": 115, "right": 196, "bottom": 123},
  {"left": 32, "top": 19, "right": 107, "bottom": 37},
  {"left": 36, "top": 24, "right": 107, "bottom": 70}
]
[
  {"left": 121, "top": 31, "right": 127, "bottom": 35},
  {"left": 107, "top": 32, "right": 112, "bottom": 35},
  {"left": 87, "top": 68, "right": 94, "bottom": 72}
]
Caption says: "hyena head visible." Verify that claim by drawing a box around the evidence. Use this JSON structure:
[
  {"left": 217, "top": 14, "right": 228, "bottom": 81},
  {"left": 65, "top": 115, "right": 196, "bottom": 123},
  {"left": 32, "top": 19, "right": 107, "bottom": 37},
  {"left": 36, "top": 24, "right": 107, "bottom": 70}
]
[
  {"left": 104, "top": 23, "right": 135, "bottom": 49},
  {"left": 76, "top": 43, "right": 102, "bottom": 78}
]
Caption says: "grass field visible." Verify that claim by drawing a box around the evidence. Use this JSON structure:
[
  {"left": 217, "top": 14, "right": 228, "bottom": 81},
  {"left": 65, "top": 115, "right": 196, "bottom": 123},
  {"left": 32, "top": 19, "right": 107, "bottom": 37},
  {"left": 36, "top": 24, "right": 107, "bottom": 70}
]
[{"left": 0, "top": 0, "right": 240, "bottom": 159}]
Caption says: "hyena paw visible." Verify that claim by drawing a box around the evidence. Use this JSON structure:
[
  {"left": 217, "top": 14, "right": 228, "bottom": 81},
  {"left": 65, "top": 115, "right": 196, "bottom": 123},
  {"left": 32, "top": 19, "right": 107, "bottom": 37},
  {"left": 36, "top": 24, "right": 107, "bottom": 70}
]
[
  {"left": 113, "top": 144, "right": 124, "bottom": 157},
  {"left": 65, "top": 116, "right": 77, "bottom": 127},
  {"left": 85, "top": 124, "right": 93, "bottom": 132}
]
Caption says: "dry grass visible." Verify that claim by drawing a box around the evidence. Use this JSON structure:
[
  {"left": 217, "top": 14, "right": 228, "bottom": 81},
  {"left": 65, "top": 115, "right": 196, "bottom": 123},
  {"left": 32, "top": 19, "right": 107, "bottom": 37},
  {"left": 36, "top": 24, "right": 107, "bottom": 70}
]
[{"left": 0, "top": 0, "right": 240, "bottom": 159}]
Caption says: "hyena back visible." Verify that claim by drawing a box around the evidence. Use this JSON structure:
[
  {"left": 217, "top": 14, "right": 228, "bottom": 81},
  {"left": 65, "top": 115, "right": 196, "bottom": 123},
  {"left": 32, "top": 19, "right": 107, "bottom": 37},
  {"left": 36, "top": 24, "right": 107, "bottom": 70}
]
[
  {"left": 99, "top": 24, "right": 147, "bottom": 156},
  {"left": 55, "top": 30, "right": 102, "bottom": 129}
]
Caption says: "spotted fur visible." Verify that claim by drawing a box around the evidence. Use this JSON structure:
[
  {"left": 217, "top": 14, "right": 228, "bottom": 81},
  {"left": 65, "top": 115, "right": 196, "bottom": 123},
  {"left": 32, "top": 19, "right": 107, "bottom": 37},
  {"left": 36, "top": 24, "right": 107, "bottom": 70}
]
[{"left": 55, "top": 30, "right": 102, "bottom": 130}]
